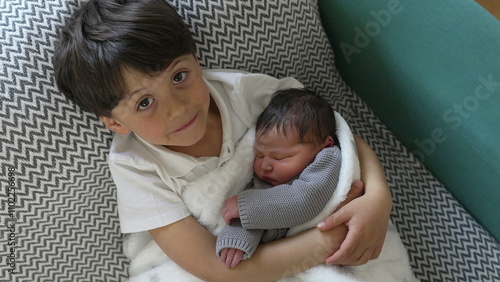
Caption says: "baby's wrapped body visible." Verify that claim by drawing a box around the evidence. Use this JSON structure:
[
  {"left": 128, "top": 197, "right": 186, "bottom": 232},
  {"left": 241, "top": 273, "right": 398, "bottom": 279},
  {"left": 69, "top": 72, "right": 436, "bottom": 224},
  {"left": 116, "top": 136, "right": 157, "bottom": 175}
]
[{"left": 216, "top": 145, "right": 342, "bottom": 260}]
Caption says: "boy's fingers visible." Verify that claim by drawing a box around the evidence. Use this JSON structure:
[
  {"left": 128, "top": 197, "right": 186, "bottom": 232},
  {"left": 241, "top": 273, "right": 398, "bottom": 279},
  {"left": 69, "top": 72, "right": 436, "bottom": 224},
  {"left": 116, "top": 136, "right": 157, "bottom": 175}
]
[
  {"left": 371, "top": 245, "right": 382, "bottom": 260},
  {"left": 317, "top": 202, "right": 352, "bottom": 231},
  {"left": 327, "top": 235, "right": 380, "bottom": 266},
  {"left": 347, "top": 180, "right": 364, "bottom": 200},
  {"left": 318, "top": 180, "right": 364, "bottom": 231},
  {"left": 351, "top": 180, "right": 364, "bottom": 194},
  {"left": 348, "top": 247, "right": 372, "bottom": 266},
  {"left": 335, "top": 180, "right": 363, "bottom": 211},
  {"left": 327, "top": 242, "right": 372, "bottom": 266},
  {"left": 325, "top": 234, "right": 358, "bottom": 265},
  {"left": 317, "top": 212, "right": 344, "bottom": 231}
]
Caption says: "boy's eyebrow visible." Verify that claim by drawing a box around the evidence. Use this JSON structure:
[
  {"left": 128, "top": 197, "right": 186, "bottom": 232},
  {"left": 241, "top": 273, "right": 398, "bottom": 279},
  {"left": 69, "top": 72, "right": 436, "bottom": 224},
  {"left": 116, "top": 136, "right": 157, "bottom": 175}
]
[
  {"left": 124, "top": 58, "right": 188, "bottom": 101},
  {"left": 121, "top": 88, "right": 146, "bottom": 106},
  {"left": 127, "top": 88, "right": 146, "bottom": 101}
]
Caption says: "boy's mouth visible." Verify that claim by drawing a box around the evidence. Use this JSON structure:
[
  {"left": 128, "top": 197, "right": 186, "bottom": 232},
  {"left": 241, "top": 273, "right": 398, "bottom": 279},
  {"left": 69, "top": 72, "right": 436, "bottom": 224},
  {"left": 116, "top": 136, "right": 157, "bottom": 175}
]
[{"left": 174, "top": 114, "right": 198, "bottom": 132}]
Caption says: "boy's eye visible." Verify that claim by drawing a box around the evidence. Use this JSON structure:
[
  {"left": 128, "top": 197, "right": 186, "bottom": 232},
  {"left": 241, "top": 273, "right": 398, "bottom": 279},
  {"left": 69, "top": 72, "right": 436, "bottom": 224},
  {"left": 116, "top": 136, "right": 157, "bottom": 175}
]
[
  {"left": 172, "top": 71, "right": 187, "bottom": 84},
  {"left": 137, "top": 98, "right": 153, "bottom": 110}
]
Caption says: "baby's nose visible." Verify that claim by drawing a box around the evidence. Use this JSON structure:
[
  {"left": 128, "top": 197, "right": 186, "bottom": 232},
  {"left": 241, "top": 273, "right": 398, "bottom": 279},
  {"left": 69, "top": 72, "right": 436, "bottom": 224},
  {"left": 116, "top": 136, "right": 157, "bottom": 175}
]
[{"left": 261, "top": 158, "right": 273, "bottom": 171}]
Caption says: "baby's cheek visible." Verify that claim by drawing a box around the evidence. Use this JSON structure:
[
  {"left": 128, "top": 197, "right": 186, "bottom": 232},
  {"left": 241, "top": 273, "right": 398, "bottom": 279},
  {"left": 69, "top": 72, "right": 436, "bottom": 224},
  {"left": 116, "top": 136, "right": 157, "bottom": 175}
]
[
  {"left": 253, "top": 160, "right": 262, "bottom": 174},
  {"left": 278, "top": 163, "right": 301, "bottom": 183}
]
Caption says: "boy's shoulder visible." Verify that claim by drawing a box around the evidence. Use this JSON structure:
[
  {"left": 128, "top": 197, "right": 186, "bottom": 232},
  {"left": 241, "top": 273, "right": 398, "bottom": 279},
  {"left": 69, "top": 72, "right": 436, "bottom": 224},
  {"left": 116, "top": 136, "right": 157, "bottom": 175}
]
[
  {"left": 202, "top": 68, "right": 250, "bottom": 76},
  {"left": 202, "top": 68, "right": 302, "bottom": 113},
  {"left": 202, "top": 68, "right": 301, "bottom": 91},
  {"left": 202, "top": 69, "right": 250, "bottom": 83},
  {"left": 107, "top": 133, "right": 157, "bottom": 166}
]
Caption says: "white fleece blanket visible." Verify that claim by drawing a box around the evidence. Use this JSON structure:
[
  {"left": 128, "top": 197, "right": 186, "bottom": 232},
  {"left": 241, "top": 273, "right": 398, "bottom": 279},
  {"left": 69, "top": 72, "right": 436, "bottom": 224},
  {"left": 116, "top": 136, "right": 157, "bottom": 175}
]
[{"left": 123, "top": 113, "right": 417, "bottom": 282}]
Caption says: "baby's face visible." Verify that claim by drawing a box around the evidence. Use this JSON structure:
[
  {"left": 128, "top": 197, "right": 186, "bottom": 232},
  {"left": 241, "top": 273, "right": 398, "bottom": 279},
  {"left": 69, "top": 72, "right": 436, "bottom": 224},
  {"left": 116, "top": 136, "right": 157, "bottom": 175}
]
[{"left": 253, "top": 127, "right": 325, "bottom": 186}]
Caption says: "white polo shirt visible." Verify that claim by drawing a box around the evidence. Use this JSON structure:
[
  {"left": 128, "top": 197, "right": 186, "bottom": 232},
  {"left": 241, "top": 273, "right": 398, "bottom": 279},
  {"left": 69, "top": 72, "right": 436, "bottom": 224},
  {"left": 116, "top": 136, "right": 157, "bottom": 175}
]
[{"left": 108, "top": 69, "right": 302, "bottom": 233}]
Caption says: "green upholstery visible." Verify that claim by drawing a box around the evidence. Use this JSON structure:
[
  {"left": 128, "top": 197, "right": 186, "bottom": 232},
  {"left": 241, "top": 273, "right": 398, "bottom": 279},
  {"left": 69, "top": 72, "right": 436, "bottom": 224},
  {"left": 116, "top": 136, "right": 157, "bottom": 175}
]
[{"left": 319, "top": 0, "right": 500, "bottom": 241}]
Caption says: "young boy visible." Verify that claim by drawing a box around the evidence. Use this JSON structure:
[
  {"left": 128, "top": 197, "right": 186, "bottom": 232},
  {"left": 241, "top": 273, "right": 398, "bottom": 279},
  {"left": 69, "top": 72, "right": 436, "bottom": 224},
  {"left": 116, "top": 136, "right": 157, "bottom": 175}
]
[
  {"left": 53, "top": 0, "right": 392, "bottom": 280},
  {"left": 217, "top": 88, "right": 342, "bottom": 268}
]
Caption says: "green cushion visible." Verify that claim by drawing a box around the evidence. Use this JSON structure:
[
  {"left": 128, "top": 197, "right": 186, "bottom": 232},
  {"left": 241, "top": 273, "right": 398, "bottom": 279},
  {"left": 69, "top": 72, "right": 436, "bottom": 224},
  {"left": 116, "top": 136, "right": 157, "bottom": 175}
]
[{"left": 319, "top": 0, "right": 500, "bottom": 241}]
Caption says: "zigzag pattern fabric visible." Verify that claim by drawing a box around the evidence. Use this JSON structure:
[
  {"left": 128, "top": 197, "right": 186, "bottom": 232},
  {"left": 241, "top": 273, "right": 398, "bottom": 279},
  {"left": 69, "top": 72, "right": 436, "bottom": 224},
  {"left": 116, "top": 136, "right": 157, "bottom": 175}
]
[{"left": 1, "top": 0, "right": 499, "bottom": 281}]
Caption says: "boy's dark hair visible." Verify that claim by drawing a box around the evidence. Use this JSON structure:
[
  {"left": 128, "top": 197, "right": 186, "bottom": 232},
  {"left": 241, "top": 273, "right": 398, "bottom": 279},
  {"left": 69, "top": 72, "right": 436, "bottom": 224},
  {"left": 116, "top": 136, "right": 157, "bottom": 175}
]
[
  {"left": 256, "top": 88, "right": 337, "bottom": 146},
  {"left": 53, "top": 0, "right": 196, "bottom": 117}
]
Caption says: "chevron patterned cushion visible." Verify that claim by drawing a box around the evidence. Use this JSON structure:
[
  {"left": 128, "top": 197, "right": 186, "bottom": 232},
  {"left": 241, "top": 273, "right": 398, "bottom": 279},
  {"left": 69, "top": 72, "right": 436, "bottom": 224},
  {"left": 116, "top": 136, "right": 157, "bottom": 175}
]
[{"left": 1, "top": 0, "right": 499, "bottom": 281}]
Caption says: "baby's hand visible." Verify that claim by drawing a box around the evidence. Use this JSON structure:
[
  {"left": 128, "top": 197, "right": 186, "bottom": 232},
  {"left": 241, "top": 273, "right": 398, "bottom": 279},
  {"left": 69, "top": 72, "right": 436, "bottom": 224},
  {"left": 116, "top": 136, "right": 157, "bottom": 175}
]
[
  {"left": 220, "top": 248, "right": 244, "bottom": 268},
  {"left": 221, "top": 195, "right": 240, "bottom": 225}
]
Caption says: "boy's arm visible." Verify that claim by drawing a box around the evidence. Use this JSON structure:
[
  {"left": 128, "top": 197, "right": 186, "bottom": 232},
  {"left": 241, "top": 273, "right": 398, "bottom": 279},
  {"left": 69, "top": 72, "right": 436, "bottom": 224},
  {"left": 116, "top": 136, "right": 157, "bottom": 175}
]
[
  {"left": 238, "top": 147, "right": 342, "bottom": 229},
  {"left": 317, "top": 134, "right": 392, "bottom": 266},
  {"left": 149, "top": 213, "right": 350, "bottom": 282}
]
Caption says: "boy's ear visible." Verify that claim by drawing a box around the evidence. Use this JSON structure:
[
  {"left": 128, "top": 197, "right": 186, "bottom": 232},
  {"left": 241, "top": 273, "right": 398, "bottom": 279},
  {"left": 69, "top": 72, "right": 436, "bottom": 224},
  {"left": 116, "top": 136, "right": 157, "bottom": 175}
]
[
  {"left": 322, "top": 136, "right": 335, "bottom": 148},
  {"left": 99, "top": 116, "right": 130, "bottom": 135}
]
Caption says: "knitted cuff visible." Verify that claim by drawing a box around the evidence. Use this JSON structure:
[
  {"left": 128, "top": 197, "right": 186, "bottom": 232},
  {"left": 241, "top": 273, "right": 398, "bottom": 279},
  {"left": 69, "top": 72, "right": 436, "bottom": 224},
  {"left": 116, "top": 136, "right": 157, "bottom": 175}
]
[
  {"left": 216, "top": 238, "right": 258, "bottom": 260},
  {"left": 238, "top": 192, "right": 251, "bottom": 229}
]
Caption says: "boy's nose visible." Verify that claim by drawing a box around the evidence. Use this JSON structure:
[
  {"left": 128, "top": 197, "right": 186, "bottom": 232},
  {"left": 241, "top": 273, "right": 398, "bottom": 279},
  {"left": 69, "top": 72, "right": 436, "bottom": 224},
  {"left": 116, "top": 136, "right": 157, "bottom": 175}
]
[{"left": 165, "top": 91, "right": 188, "bottom": 120}]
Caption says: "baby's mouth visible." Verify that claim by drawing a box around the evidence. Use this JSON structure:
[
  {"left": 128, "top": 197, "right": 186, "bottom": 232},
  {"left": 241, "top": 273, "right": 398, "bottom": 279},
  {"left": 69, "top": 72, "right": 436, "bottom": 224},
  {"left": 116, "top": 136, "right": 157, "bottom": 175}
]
[{"left": 262, "top": 175, "right": 275, "bottom": 184}]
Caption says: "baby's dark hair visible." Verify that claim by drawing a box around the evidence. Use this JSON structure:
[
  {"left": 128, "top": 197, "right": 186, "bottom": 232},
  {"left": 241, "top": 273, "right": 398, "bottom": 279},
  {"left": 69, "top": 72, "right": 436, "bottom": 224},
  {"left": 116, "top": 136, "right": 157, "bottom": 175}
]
[
  {"left": 53, "top": 0, "right": 196, "bottom": 117},
  {"left": 256, "top": 88, "right": 337, "bottom": 146}
]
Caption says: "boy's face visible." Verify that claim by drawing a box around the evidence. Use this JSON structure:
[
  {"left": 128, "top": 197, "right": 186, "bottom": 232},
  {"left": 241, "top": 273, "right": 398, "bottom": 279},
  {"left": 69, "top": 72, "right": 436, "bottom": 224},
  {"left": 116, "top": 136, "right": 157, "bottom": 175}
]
[
  {"left": 253, "top": 127, "right": 333, "bottom": 186},
  {"left": 100, "top": 54, "right": 211, "bottom": 149}
]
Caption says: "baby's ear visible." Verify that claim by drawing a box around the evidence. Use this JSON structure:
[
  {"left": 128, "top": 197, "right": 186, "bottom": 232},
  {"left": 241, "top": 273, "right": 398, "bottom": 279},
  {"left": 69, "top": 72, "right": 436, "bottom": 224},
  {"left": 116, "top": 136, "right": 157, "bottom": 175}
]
[
  {"left": 99, "top": 116, "right": 130, "bottom": 135},
  {"left": 322, "top": 136, "right": 335, "bottom": 148}
]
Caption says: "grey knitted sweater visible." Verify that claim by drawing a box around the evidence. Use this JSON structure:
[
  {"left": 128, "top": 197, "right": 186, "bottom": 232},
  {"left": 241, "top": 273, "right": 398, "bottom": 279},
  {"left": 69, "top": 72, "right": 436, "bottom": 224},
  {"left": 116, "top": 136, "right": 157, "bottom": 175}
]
[{"left": 216, "top": 145, "right": 342, "bottom": 260}]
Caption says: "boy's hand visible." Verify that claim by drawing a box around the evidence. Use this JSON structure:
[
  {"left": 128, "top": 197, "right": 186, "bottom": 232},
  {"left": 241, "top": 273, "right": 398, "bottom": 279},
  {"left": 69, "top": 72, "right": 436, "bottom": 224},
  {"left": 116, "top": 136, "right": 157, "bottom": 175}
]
[
  {"left": 220, "top": 247, "right": 244, "bottom": 268},
  {"left": 317, "top": 180, "right": 390, "bottom": 266},
  {"left": 221, "top": 195, "right": 240, "bottom": 225}
]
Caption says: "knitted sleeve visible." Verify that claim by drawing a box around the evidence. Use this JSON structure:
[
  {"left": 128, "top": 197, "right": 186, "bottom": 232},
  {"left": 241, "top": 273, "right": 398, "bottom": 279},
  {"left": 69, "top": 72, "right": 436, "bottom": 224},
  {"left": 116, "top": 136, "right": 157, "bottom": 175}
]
[
  {"left": 216, "top": 219, "right": 264, "bottom": 260},
  {"left": 238, "top": 146, "right": 342, "bottom": 229}
]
